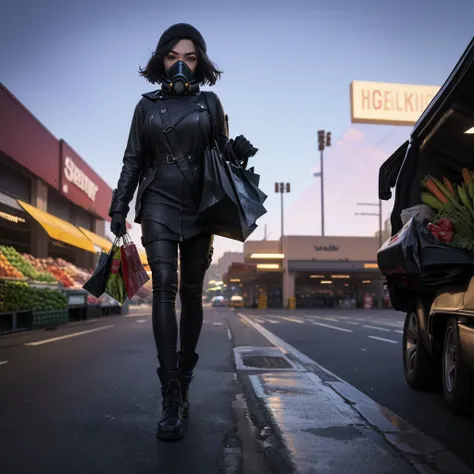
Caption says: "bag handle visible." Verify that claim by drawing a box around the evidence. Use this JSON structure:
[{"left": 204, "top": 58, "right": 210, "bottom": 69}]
[{"left": 155, "top": 102, "right": 199, "bottom": 202}]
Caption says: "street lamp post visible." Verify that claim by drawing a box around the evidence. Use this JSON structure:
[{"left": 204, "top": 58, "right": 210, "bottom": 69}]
[
  {"left": 314, "top": 130, "right": 332, "bottom": 236},
  {"left": 275, "top": 182, "right": 291, "bottom": 252},
  {"left": 275, "top": 182, "right": 291, "bottom": 309}
]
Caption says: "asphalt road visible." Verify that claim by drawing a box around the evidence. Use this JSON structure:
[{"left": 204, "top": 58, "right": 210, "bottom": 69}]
[
  {"left": 0, "top": 309, "right": 242, "bottom": 474},
  {"left": 240, "top": 308, "right": 474, "bottom": 470}
]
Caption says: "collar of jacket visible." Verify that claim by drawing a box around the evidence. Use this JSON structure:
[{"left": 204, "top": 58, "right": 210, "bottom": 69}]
[{"left": 142, "top": 87, "right": 201, "bottom": 101}]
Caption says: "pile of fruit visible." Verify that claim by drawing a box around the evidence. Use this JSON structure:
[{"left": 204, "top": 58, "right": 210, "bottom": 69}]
[
  {"left": 0, "top": 246, "right": 56, "bottom": 283},
  {"left": 54, "top": 258, "right": 91, "bottom": 287},
  {"left": 0, "top": 252, "right": 24, "bottom": 279},
  {"left": 0, "top": 280, "right": 68, "bottom": 313},
  {"left": 422, "top": 169, "right": 474, "bottom": 251}
]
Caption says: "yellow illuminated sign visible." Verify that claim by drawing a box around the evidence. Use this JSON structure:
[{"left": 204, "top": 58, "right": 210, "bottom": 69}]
[
  {"left": 0, "top": 211, "right": 26, "bottom": 224},
  {"left": 364, "top": 263, "right": 378, "bottom": 269},
  {"left": 257, "top": 263, "right": 280, "bottom": 270},
  {"left": 250, "top": 253, "right": 285, "bottom": 259}
]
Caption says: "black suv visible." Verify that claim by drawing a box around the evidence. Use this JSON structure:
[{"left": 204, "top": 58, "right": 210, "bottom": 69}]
[{"left": 378, "top": 37, "right": 474, "bottom": 414}]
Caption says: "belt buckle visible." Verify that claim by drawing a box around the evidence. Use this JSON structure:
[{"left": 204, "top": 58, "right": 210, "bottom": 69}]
[{"left": 166, "top": 154, "right": 175, "bottom": 164}]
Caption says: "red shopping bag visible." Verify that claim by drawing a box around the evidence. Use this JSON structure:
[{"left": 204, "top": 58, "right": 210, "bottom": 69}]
[{"left": 120, "top": 234, "right": 150, "bottom": 299}]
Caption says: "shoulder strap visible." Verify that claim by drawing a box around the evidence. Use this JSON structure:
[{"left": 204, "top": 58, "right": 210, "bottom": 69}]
[
  {"left": 201, "top": 92, "right": 219, "bottom": 143},
  {"left": 155, "top": 101, "right": 198, "bottom": 202}
]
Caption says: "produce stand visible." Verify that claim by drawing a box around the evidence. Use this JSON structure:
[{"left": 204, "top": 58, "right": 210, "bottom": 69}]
[
  {"left": 0, "top": 246, "right": 130, "bottom": 335},
  {"left": 0, "top": 278, "right": 69, "bottom": 334},
  {"left": 0, "top": 309, "right": 31, "bottom": 335},
  {"left": 64, "top": 288, "right": 88, "bottom": 322}
]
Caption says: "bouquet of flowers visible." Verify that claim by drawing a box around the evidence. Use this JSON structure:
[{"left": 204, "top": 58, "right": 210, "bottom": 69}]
[{"left": 421, "top": 168, "right": 474, "bottom": 251}]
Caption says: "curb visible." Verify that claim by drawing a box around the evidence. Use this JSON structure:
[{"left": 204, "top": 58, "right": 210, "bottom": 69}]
[{"left": 236, "top": 312, "right": 474, "bottom": 474}]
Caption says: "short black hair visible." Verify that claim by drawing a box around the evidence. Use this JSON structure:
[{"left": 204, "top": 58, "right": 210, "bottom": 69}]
[{"left": 138, "top": 38, "right": 223, "bottom": 86}]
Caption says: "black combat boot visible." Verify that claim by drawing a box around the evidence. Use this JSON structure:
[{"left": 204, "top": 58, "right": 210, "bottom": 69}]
[
  {"left": 156, "top": 368, "right": 184, "bottom": 441},
  {"left": 177, "top": 351, "right": 199, "bottom": 418}
]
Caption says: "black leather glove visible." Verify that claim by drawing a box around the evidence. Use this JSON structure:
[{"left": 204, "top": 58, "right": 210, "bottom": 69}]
[
  {"left": 232, "top": 135, "right": 258, "bottom": 161},
  {"left": 110, "top": 213, "right": 126, "bottom": 237}
]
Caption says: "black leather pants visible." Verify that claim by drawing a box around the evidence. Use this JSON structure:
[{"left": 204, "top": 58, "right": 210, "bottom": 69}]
[{"left": 142, "top": 221, "right": 213, "bottom": 378}]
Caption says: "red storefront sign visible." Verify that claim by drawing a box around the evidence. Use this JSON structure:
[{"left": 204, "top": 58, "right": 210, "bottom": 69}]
[
  {"left": 59, "top": 140, "right": 112, "bottom": 221},
  {"left": 0, "top": 84, "right": 60, "bottom": 189}
]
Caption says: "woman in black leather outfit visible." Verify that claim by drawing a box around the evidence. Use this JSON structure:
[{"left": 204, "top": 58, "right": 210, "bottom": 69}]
[{"left": 108, "top": 23, "right": 256, "bottom": 441}]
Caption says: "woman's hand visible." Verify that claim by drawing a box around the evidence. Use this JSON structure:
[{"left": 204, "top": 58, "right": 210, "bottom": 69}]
[
  {"left": 110, "top": 213, "right": 126, "bottom": 237},
  {"left": 232, "top": 135, "right": 258, "bottom": 160}
]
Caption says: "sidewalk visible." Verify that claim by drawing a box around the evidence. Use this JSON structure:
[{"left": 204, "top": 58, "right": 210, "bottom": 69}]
[{"left": 229, "top": 311, "right": 474, "bottom": 474}]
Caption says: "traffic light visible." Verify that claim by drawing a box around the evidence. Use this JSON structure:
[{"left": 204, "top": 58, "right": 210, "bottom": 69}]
[
  {"left": 318, "top": 130, "right": 325, "bottom": 151},
  {"left": 280, "top": 182, "right": 284, "bottom": 192},
  {"left": 285, "top": 183, "right": 291, "bottom": 192},
  {"left": 326, "top": 132, "right": 332, "bottom": 147}
]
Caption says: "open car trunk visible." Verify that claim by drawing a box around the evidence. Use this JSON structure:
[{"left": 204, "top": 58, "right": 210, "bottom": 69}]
[
  {"left": 380, "top": 37, "right": 474, "bottom": 236},
  {"left": 378, "top": 37, "right": 474, "bottom": 311}
]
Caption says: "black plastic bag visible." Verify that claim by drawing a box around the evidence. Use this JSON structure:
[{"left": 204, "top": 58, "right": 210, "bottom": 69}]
[
  {"left": 378, "top": 217, "right": 474, "bottom": 287},
  {"left": 377, "top": 217, "right": 422, "bottom": 277},
  {"left": 228, "top": 161, "right": 267, "bottom": 228},
  {"left": 197, "top": 147, "right": 266, "bottom": 242},
  {"left": 82, "top": 237, "right": 120, "bottom": 297}
]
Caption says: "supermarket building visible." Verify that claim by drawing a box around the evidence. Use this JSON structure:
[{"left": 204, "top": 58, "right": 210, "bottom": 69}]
[
  {"left": 0, "top": 83, "right": 135, "bottom": 267},
  {"left": 224, "top": 235, "right": 385, "bottom": 308}
]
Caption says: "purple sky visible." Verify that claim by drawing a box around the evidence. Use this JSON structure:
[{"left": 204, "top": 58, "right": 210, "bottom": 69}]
[{"left": 1, "top": 0, "right": 473, "bottom": 259}]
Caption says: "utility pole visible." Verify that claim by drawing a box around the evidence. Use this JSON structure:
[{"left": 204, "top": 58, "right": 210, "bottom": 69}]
[
  {"left": 263, "top": 224, "right": 267, "bottom": 240},
  {"left": 275, "top": 182, "right": 291, "bottom": 252},
  {"left": 355, "top": 201, "right": 384, "bottom": 248},
  {"left": 315, "top": 130, "right": 332, "bottom": 236}
]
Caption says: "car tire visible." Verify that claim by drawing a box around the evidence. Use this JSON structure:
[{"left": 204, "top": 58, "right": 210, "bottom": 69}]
[
  {"left": 403, "top": 310, "right": 440, "bottom": 391},
  {"left": 442, "top": 316, "right": 474, "bottom": 415}
]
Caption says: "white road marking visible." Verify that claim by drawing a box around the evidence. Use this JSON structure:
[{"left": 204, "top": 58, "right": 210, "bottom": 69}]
[
  {"left": 203, "top": 320, "right": 209, "bottom": 324},
  {"left": 136, "top": 319, "right": 148, "bottom": 323},
  {"left": 312, "top": 322, "right": 353, "bottom": 333},
  {"left": 362, "top": 325, "right": 391, "bottom": 332},
  {"left": 254, "top": 318, "right": 265, "bottom": 323},
  {"left": 368, "top": 336, "right": 397, "bottom": 344},
  {"left": 310, "top": 315, "right": 339, "bottom": 322},
  {"left": 0, "top": 361, "right": 8, "bottom": 366},
  {"left": 346, "top": 322, "right": 359, "bottom": 326},
  {"left": 213, "top": 322, "right": 224, "bottom": 326},
  {"left": 227, "top": 329, "right": 232, "bottom": 340},
  {"left": 125, "top": 313, "right": 150, "bottom": 318},
  {"left": 281, "top": 316, "right": 305, "bottom": 324},
  {"left": 24, "top": 325, "right": 115, "bottom": 346},
  {"left": 361, "top": 348, "right": 366, "bottom": 352},
  {"left": 372, "top": 320, "right": 403, "bottom": 328},
  {"left": 268, "top": 319, "right": 280, "bottom": 324},
  {"left": 394, "top": 330, "right": 404, "bottom": 334}
]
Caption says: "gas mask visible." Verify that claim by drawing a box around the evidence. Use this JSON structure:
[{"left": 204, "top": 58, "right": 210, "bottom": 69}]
[{"left": 162, "top": 60, "right": 198, "bottom": 95}]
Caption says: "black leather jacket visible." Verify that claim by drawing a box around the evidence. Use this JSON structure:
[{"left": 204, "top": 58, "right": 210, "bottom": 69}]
[{"left": 108, "top": 89, "right": 231, "bottom": 225}]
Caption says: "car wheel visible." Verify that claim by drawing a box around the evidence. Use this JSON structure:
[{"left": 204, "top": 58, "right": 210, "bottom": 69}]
[
  {"left": 403, "top": 310, "right": 440, "bottom": 391},
  {"left": 442, "top": 316, "right": 474, "bottom": 415}
]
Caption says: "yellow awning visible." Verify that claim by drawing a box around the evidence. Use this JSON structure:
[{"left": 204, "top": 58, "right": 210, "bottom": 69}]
[
  {"left": 139, "top": 250, "right": 148, "bottom": 266},
  {"left": 18, "top": 200, "right": 95, "bottom": 253},
  {"left": 78, "top": 227, "right": 113, "bottom": 253}
]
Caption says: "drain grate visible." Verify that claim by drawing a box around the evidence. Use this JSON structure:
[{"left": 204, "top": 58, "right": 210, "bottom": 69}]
[
  {"left": 234, "top": 346, "right": 302, "bottom": 371},
  {"left": 241, "top": 355, "right": 292, "bottom": 369}
]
